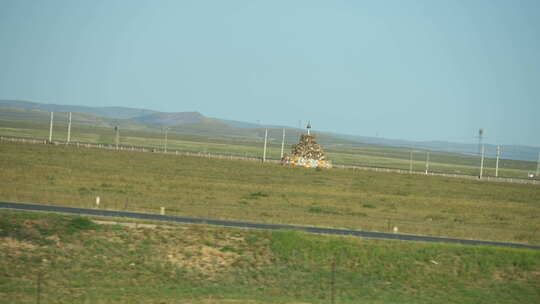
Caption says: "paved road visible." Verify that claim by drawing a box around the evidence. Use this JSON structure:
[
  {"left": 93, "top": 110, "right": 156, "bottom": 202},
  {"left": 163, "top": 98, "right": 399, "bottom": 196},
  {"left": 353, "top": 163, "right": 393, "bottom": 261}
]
[{"left": 1, "top": 201, "right": 539, "bottom": 250}]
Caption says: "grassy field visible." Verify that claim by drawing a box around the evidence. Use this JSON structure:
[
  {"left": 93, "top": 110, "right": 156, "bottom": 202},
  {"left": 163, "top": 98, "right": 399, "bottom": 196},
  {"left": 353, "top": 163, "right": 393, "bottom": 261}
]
[
  {"left": 0, "top": 119, "right": 537, "bottom": 179},
  {"left": 1, "top": 210, "right": 539, "bottom": 304},
  {"left": 1, "top": 141, "right": 539, "bottom": 245}
]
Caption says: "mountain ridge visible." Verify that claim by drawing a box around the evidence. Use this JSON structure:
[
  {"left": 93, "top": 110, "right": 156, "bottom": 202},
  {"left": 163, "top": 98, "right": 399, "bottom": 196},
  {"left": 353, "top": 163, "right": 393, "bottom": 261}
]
[
  {"left": 1, "top": 99, "right": 538, "bottom": 161},
  {"left": 133, "top": 112, "right": 207, "bottom": 126},
  {"left": 0, "top": 100, "right": 158, "bottom": 120}
]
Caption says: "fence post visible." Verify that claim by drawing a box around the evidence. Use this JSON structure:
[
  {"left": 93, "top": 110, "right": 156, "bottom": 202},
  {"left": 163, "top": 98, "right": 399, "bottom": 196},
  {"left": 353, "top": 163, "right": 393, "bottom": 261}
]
[
  {"left": 36, "top": 271, "right": 43, "bottom": 304},
  {"left": 330, "top": 254, "right": 337, "bottom": 304}
]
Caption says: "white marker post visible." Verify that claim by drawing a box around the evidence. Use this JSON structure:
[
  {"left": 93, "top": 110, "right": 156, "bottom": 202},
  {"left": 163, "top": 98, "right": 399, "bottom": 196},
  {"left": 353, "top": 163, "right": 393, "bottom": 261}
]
[{"left": 96, "top": 196, "right": 100, "bottom": 208}]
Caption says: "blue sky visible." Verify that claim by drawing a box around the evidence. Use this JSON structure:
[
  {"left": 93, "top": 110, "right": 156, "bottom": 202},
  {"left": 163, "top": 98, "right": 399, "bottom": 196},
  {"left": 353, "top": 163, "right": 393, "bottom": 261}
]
[{"left": 1, "top": 0, "right": 539, "bottom": 146}]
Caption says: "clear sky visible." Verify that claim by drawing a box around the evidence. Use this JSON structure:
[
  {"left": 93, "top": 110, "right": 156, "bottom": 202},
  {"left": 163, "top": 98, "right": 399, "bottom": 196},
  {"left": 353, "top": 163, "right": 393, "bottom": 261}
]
[{"left": 1, "top": 0, "right": 539, "bottom": 146}]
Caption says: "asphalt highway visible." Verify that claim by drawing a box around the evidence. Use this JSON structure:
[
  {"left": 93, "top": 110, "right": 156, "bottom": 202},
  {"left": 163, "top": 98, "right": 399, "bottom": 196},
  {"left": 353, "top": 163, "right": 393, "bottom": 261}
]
[{"left": 1, "top": 201, "right": 538, "bottom": 250}]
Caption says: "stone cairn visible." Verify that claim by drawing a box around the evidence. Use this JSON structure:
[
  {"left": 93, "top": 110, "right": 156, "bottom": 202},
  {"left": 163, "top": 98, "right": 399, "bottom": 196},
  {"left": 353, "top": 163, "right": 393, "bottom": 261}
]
[{"left": 281, "top": 134, "right": 332, "bottom": 168}]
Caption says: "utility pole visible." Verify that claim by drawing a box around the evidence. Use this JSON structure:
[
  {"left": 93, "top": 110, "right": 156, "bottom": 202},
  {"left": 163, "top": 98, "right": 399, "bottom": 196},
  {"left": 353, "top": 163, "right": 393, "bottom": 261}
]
[
  {"left": 36, "top": 271, "right": 42, "bottom": 304},
  {"left": 114, "top": 126, "right": 119, "bottom": 150},
  {"left": 48, "top": 112, "right": 54, "bottom": 143},
  {"left": 67, "top": 112, "right": 72, "bottom": 143},
  {"left": 164, "top": 127, "right": 169, "bottom": 153},
  {"left": 280, "top": 128, "right": 285, "bottom": 159},
  {"left": 495, "top": 145, "right": 501, "bottom": 177},
  {"left": 425, "top": 151, "right": 430, "bottom": 175},
  {"left": 477, "top": 128, "right": 484, "bottom": 155},
  {"left": 479, "top": 144, "right": 485, "bottom": 178},
  {"left": 409, "top": 150, "right": 413, "bottom": 174},
  {"left": 330, "top": 255, "right": 337, "bottom": 304},
  {"left": 262, "top": 128, "right": 268, "bottom": 162},
  {"left": 536, "top": 151, "right": 540, "bottom": 177}
]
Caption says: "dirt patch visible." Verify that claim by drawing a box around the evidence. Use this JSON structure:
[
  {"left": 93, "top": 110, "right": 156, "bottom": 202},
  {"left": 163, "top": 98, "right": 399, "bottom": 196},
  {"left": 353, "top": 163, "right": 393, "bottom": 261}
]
[
  {"left": 46, "top": 234, "right": 61, "bottom": 246},
  {"left": 0, "top": 237, "right": 38, "bottom": 259},
  {"left": 162, "top": 228, "right": 274, "bottom": 278},
  {"left": 93, "top": 219, "right": 175, "bottom": 229},
  {"left": 0, "top": 237, "right": 37, "bottom": 250},
  {"left": 168, "top": 244, "right": 240, "bottom": 277},
  {"left": 492, "top": 269, "right": 540, "bottom": 282},
  {"left": 178, "top": 299, "right": 261, "bottom": 304}
]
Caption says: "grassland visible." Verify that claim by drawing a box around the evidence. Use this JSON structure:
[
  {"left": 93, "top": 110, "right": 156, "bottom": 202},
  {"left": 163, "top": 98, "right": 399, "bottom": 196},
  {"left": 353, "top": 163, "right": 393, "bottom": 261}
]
[
  {"left": 0, "top": 119, "right": 537, "bottom": 179},
  {"left": 1, "top": 210, "right": 539, "bottom": 304},
  {"left": 1, "top": 141, "right": 539, "bottom": 245}
]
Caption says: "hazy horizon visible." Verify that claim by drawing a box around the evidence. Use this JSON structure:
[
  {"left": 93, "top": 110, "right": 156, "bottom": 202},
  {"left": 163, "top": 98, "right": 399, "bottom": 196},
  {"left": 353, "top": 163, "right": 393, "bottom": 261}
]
[{"left": 1, "top": 1, "right": 539, "bottom": 146}]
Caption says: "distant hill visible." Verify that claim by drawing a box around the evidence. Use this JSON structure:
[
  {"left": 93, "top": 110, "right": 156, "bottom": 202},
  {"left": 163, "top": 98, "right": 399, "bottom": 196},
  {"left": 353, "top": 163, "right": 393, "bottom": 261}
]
[
  {"left": 133, "top": 112, "right": 206, "bottom": 126},
  {"left": 332, "top": 134, "right": 539, "bottom": 162},
  {"left": 0, "top": 100, "right": 157, "bottom": 119},
  {"left": 0, "top": 105, "right": 154, "bottom": 130},
  {"left": 1, "top": 99, "right": 538, "bottom": 161},
  {"left": 212, "top": 118, "right": 264, "bottom": 129},
  {"left": 170, "top": 120, "right": 260, "bottom": 138}
]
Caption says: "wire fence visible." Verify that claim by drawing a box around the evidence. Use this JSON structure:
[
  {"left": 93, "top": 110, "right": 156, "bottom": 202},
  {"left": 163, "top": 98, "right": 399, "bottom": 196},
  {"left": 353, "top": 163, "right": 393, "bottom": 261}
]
[
  {"left": 25, "top": 245, "right": 359, "bottom": 304},
  {"left": 1, "top": 135, "right": 538, "bottom": 185}
]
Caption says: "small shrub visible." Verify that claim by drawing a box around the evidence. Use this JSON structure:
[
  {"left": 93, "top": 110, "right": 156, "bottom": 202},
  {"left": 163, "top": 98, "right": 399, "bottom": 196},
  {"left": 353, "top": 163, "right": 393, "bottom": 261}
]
[
  {"left": 203, "top": 240, "right": 218, "bottom": 247},
  {"left": 221, "top": 245, "right": 240, "bottom": 253},
  {"left": 245, "top": 233, "right": 260, "bottom": 245},
  {"left": 394, "top": 190, "right": 409, "bottom": 196},
  {"left": 0, "top": 219, "right": 22, "bottom": 237},
  {"left": 247, "top": 191, "right": 269, "bottom": 199},
  {"left": 78, "top": 187, "right": 90, "bottom": 195},
  {"left": 307, "top": 206, "right": 340, "bottom": 215},
  {"left": 424, "top": 214, "right": 447, "bottom": 221},
  {"left": 308, "top": 207, "right": 323, "bottom": 214},
  {"left": 67, "top": 217, "right": 99, "bottom": 232}
]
